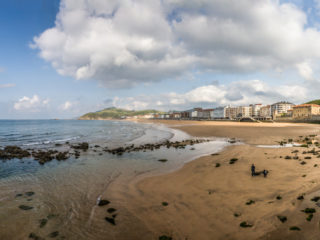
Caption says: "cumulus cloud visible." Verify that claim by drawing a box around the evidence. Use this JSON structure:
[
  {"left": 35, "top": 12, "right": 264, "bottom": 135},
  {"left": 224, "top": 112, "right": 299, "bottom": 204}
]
[
  {"left": 111, "top": 79, "right": 308, "bottom": 111},
  {"left": 60, "top": 101, "right": 74, "bottom": 110},
  {"left": 14, "top": 95, "right": 49, "bottom": 112},
  {"left": 296, "top": 62, "right": 314, "bottom": 81},
  {"left": 31, "top": 0, "right": 320, "bottom": 88}
]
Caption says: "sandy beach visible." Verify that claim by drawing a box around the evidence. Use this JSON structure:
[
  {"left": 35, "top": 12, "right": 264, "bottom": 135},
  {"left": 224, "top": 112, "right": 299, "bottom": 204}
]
[{"left": 107, "top": 120, "right": 320, "bottom": 240}]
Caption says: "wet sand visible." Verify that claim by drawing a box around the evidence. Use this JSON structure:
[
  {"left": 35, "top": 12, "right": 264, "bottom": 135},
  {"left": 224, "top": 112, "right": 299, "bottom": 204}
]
[{"left": 109, "top": 120, "right": 320, "bottom": 240}]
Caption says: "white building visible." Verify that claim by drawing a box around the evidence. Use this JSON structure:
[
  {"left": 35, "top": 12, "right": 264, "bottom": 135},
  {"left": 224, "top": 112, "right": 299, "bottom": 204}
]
[
  {"left": 250, "top": 104, "right": 262, "bottom": 117},
  {"left": 213, "top": 107, "right": 225, "bottom": 118},
  {"left": 259, "top": 105, "right": 272, "bottom": 117},
  {"left": 271, "top": 101, "right": 294, "bottom": 116}
]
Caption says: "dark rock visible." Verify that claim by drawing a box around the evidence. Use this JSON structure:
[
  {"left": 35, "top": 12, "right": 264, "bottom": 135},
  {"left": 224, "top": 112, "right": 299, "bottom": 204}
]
[
  {"left": 71, "top": 142, "right": 89, "bottom": 151},
  {"left": 277, "top": 216, "right": 287, "bottom": 223},
  {"left": 19, "top": 205, "right": 33, "bottom": 210},
  {"left": 234, "top": 213, "right": 241, "bottom": 217},
  {"left": 301, "top": 208, "right": 316, "bottom": 214},
  {"left": 39, "top": 218, "right": 47, "bottom": 228},
  {"left": 15, "top": 193, "right": 23, "bottom": 197},
  {"left": 162, "top": 202, "right": 169, "bottom": 206},
  {"left": 29, "top": 233, "right": 44, "bottom": 240},
  {"left": 276, "top": 195, "right": 282, "bottom": 200},
  {"left": 0, "top": 146, "right": 31, "bottom": 160},
  {"left": 311, "top": 196, "right": 320, "bottom": 202},
  {"left": 159, "top": 236, "right": 172, "bottom": 240},
  {"left": 105, "top": 217, "right": 116, "bottom": 225},
  {"left": 297, "top": 195, "right": 304, "bottom": 200},
  {"left": 240, "top": 221, "right": 253, "bottom": 228},
  {"left": 56, "top": 152, "right": 69, "bottom": 161},
  {"left": 289, "top": 226, "right": 301, "bottom": 231},
  {"left": 48, "top": 231, "right": 59, "bottom": 238},
  {"left": 98, "top": 199, "right": 110, "bottom": 206},
  {"left": 229, "top": 158, "right": 238, "bottom": 164},
  {"left": 25, "top": 191, "right": 35, "bottom": 197},
  {"left": 215, "top": 163, "right": 221, "bottom": 168},
  {"left": 246, "top": 200, "right": 255, "bottom": 205},
  {"left": 306, "top": 214, "right": 313, "bottom": 221},
  {"left": 107, "top": 208, "right": 116, "bottom": 214},
  {"left": 158, "top": 159, "right": 168, "bottom": 163}
]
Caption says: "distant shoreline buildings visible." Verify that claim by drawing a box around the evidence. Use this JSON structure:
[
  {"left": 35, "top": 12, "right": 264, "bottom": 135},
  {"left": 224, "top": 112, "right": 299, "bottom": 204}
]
[{"left": 148, "top": 101, "right": 320, "bottom": 121}]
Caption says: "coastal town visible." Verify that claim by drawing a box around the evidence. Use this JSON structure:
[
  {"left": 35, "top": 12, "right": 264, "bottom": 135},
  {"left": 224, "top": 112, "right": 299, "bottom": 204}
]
[{"left": 140, "top": 101, "right": 320, "bottom": 122}]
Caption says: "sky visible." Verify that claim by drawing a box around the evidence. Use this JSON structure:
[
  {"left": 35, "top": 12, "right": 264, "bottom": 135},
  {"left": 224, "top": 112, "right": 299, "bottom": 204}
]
[{"left": 2, "top": 0, "right": 320, "bottom": 119}]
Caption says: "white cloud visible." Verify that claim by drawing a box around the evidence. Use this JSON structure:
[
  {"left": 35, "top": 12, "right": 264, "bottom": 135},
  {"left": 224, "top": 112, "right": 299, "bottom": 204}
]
[
  {"left": 60, "top": 101, "right": 74, "bottom": 110},
  {"left": 296, "top": 62, "right": 314, "bottom": 81},
  {"left": 14, "top": 95, "right": 49, "bottom": 112},
  {"left": 31, "top": 0, "right": 320, "bottom": 88},
  {"left": 0, "top": 83, "right": 15, "bottom": 88}
]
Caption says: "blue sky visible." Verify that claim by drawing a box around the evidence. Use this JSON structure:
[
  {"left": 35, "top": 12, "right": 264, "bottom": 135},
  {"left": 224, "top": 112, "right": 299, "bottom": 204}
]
[{"left": 1, "top": 0, "right": 320, "bottom": 119}]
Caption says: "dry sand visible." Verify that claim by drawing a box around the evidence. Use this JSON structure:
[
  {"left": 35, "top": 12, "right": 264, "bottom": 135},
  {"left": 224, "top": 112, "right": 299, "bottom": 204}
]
[{"left": 108, "top": 120, "right": 320, "bottom": 240}]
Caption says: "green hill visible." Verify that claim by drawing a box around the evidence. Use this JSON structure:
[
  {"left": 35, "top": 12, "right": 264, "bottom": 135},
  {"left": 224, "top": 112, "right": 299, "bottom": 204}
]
[
  {"left": 305, "top": 99, "right": 320, "bottom": 105},
  {"left": 79, "top": 107, "right": 163, "bottom": 120}
]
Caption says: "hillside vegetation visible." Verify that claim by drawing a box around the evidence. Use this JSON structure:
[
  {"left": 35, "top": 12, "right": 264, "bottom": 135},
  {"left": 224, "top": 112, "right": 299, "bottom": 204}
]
[
  {"left": 79, "top": 107, "right": 162, "bottom": 120},
  {"left": 305, "top": 99, "right": 320, "bottom": 105}
]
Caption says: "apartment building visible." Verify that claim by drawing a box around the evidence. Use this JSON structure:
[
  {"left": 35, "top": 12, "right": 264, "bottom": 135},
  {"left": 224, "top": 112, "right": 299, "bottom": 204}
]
[
  {"left": 271, "top": 101, "right": 294, "bottom": 116},
  {"left": 292, "top": 104, "right": 320, "bottom": 119}
]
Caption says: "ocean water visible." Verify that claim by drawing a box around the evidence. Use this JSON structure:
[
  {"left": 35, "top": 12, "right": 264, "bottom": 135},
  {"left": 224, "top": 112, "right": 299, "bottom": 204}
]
[{"left": 0, "top": 120, "right": 230, "bottom": 239}]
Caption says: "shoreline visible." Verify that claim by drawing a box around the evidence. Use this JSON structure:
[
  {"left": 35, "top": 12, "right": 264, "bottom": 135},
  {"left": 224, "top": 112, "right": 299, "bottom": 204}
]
[{"left": 109, "top": 120, "right": 320, "bottom": 240}]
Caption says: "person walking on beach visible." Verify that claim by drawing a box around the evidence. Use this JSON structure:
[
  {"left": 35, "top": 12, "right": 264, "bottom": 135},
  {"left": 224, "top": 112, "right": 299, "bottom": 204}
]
[
  {"left": 263, "top": 169, "right": 268, "bottom": 178},
  {"left": 251, "top": 164, "right": 256, "bottom": 176}
]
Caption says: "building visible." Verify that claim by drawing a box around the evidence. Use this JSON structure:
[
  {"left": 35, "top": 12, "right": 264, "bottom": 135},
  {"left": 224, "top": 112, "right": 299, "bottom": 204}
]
[
  {"left": 271, "top": 101, "right": 294, "bottom": 116},
  {"left": 212, "top": 107, "right": 225, "bottom": 118},
  {"left": 292, "top": 104, "right": 320, "bottom": 119},
  {"left": 259, "top": 105, "right": 272, "bottom": 117},
  {"left": 250, "top": 104, "right": 262, "bottom": 117},
  {"left": 190, "top": 108, "right": 214, "bottom": 119},
  {"left": 224, "top": 106, "right": 238, "bottom": 119},
  {"left": 237, "top": 106, "right": 252, "bottom": 117}
]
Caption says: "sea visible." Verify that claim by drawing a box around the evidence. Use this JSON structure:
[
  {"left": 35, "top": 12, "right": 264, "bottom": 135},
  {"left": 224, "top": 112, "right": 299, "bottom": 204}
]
[{"left": 0, "top": 120, "right": 230, "bottom": 239}]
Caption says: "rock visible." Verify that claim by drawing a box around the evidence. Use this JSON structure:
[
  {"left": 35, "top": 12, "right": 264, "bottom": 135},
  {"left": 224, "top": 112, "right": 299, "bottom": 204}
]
[
  {"left": 39, "top": 218, "right": 47, "bottom": 228},
  {"left": 306, "top": 214, "right": 313, "bottom": 221},
  {"left": 276, "top": 195, "right": 282, "bottom": 200},
  {"left": 158, "top": 159, "right": 168, "bottom": 163},
  {"left": 98, "top": 199, "right": 110, "bottom": 206},
  {"left": 311, "top": 196, "right": 320, "bottom": 202},
  {"left": 246, "top": 200, "right": 255, "bottom": 205},
  {"left": 289, "top": 226, "right": 301, "bottom": 231},
  {"left": 105, "top": 217, "right": 116, "bottom": 225},
  {"left": 240, "top": 221, "right": 253, "bottom": 228},
  {"left": 107, "top": 208, "right": 116, "bottom": 214},
  {"left": 71, "top": 142, "right": 89, "bottom": 151},
  {"left": 15, "top": 193, "right": 23, "bottom": 197},
  {"left": 229, "top": 158, "right": 238, "bottom": 164},
  {"left": 56, "top": 152, "right": 69, "bottom": 161},
  {"left": 215, "top": 163, "right": 221, "bottom": 168},
  {"left": 25, "top": 191, "right": 35, "bottom": 197},
  {"left": 162, "top": 202, "right": 169, "bottom": 206},
  {"left": 19, "top": 205, "right": 33, "bottom": 210},
  {"left": 159, "top": 236, "right": 172, "bottom": 240},
  {"left": 301, "top": 208, "right": 316, "bottom": 214},
  {"left": 29, "top": 233, "right": 44, "bottom": 240},
  {"left": 48, "top": 231, "right": 59, "bottom": 238},
  {"left": 277, "top": 216, "right": 287, "bottom": 223},
  {"left": 297, "top": 195, "right": 304, "bottom": 200},
  {"left": 0, "top": 146, "right": 31, "bottom": 160}
]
